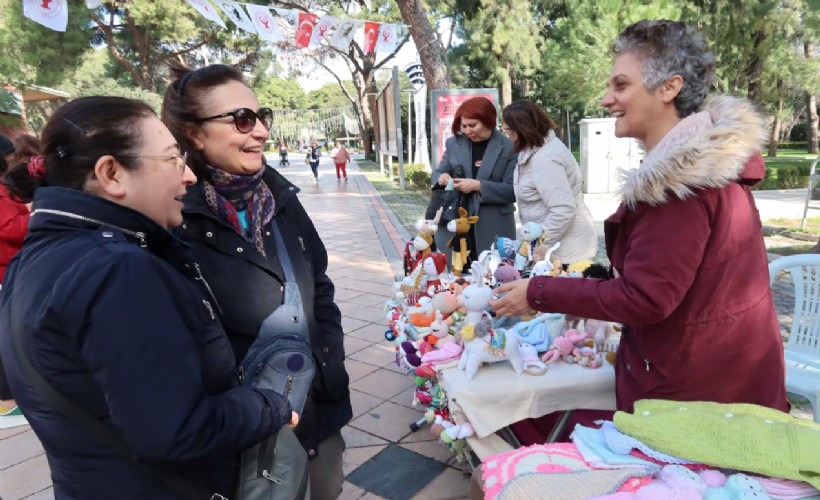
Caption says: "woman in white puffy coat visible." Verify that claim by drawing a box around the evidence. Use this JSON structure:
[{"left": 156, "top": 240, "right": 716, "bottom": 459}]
[{"left": 502, "top": 100, "right": 597, "bottom": 264}]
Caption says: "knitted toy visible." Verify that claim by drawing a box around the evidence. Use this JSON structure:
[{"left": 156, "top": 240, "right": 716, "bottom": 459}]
[
  {"left": 446, "top": 207, "right": 479, "bottom": 277},
  {"left": 519, "top": 342, "right": 548, "bottom": 376},
  {"left": 514, "top": 221, "right": 544, "bottom": 271},
  {"left": 541, "top": 329, "right": 588, "bottom": 364},
  {"left": 505, "top": 313, "right": 565, "bottom": 352},
  {"left": 421, "top": 251, "right": 448, "bottom": 296},
  {"left": 493, "top": 262, "right": 521, "bottom": 285},
  {"left": 403, "top": 213, "right": 441, "bottom": 275},
  {"left": 458, "top": 261, "right": 524, "bottom": 380},
  {"left": 529, "top": 242, "right": 562, "bottom": 278}
]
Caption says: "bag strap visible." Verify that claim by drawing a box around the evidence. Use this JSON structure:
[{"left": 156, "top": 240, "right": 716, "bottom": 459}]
[{"left": 9, "top": 312, "right": 224, "bottom": 500}]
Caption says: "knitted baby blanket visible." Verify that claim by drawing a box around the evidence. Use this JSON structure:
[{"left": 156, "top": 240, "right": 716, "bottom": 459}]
[{"left": 614, "top": 400, "right": 820, "bottom": 488}]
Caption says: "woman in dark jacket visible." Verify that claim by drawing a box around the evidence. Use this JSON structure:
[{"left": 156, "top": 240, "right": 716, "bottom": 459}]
[
  {"left": 0, "top": 96, "right": 295, "bottom": 499},
  {"left": 431, "top": 96, "right": 518, "bottom": 259},
  {"left": 162, "top": 63, "right": 352, "bottom": 500}
]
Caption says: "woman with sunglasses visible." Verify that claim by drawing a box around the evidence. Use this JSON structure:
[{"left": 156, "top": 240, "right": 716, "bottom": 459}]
[
  {"left": 162, "top": 63, "right": 352, "bottom": 500},
  {"left": 0, "top": 96, "right": 297, "bottom": 498}
]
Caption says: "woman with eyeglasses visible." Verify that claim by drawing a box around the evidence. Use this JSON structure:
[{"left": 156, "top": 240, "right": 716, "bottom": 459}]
[
  {"left": 0, "top": 96, "right": 297, "bottom": 498},
  {"left": 162, "top": 63, "right": 352, "bottom": 500},
  {"left": 431, "top": 96, "right": 518, "bottom": 261},
  {"left": 501, "top": 100, "right": 597, "bottom": 264}
]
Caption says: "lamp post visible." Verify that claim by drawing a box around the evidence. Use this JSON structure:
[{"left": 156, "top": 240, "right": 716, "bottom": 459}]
[{"left": 404, "top": 62, "right": 426, "bottom": 167}]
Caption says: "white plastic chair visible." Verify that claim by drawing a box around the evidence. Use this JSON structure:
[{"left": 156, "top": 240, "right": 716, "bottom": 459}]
[{"left": 769, "top": 254, "right": 820, "bottom": 423}]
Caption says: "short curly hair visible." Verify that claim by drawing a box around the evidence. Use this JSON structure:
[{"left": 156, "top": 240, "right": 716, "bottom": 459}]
[{"left": 613, "top": 20, "right": 715, "bottom": 118}]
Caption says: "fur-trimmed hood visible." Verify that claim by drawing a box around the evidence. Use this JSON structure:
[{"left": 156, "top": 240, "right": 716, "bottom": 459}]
[{"left": 618, "top": 95, "right": 767, "bottom": 208}]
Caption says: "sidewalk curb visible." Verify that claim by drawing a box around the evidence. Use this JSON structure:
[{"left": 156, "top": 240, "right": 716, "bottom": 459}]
[
  {"left": 762, "top": 225, "right": 818, "bottom": 242},
  {"left": 350, "top": 159, "right": 412, "bottom": 279}
]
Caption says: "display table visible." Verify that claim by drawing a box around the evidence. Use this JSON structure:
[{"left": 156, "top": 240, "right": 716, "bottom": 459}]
[{"left": 438, "top": 361, "right": 616, "bottom": 460}]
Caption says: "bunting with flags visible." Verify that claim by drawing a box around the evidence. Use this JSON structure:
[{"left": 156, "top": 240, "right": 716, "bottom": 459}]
[
  {"left": 245, "top": 3, "right": 285, "bottom": 42},
  {"left": 23, "top": 0, "right": 68, "bottom": 32},
  {"left": 309, "top": 15, "right": 336, "bottom": 47},
  {"left": 24, "top": 0, "right": 405, "bottom": 55},
  {"left": 217, "top": 1, "right": 256, "bottom": 34},
  {"left": 187, "top": 0, "right": 227, "bottom": 29}
]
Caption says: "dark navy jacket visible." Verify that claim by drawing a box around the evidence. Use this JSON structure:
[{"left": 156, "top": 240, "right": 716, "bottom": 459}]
[
  {"left": 0, "top": 187, "right": 292, "bottom": 499},
  {"left": 177, "top": 165, "right": 352, "bottom": 456}
]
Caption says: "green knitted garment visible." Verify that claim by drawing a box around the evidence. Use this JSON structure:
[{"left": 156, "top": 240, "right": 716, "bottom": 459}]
[{"left": 614, "top": 400, "right": 820, "bottom": 488}]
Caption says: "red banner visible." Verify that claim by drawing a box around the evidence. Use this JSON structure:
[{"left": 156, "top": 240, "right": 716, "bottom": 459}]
[
  {"left": 434, "top": 92, "right": 497, "bottom": 164},
  {"left": 295, "top": 12, "right": 318, "bottom": 49},
  {"left": 362, "top": 21, "right": 380, "bottom": 54}
]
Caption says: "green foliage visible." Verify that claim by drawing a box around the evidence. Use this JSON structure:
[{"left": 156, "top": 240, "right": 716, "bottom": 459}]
[
  {"left": 403, "top": 163, "right": 432, "bottom": 188},
  {"left": 254, "top": 77, "right": 308, "bottom": 110}
]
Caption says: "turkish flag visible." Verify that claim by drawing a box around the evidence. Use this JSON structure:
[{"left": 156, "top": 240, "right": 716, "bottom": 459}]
[
  {"left": 362, "top": 21, "right": 380, "bottom": 54},
  {"left": 295, "top": 12, "right": 318, "bottom": 49}
]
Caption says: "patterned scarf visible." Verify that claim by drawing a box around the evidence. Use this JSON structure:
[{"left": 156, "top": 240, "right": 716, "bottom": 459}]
[{"left": 201, "top": 164, "right": 275, "bottom": 257}]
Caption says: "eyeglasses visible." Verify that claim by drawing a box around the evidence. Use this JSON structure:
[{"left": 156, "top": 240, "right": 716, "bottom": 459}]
[
  {"left": 119, "top": 151, "right": 188, "bottom": 175},
  {"left": 195, "top": 107, "right": 273, "bottom": 133}
]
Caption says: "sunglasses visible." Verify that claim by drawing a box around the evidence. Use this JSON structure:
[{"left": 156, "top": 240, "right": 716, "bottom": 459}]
[{"left": 195, "top": 107, "right": 274, "bottom": 133}]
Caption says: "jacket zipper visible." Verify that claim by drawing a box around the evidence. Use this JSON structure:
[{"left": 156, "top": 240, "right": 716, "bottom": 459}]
[
  {"left": 193, "top": 262, "right": 223, "bottom": 315},
  {"left": 33, "top": 209, "right": 147, "bottom": 248},
  {"left": 297, "top": 236, "right": 305, "bottom": 252}
]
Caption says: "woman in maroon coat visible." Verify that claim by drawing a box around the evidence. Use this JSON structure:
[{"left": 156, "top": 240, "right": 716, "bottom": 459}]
[{"left": 491, "top": 20, "right": 788, "bottom": 413}]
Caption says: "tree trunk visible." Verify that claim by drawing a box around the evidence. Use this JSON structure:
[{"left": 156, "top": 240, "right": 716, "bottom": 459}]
[
  {"left": 807, "top": 42, "right": 819, "bottom": 154},
  {"left": 768, "top": 82, "right": 783, "bottom": 157},
  {"left": 395, "top": 0, "right": 451, "bottom": 90},
  {"left": 746, "top": 27, "right": 768, "bottom": 103},
  {"left": 500, "top": 61, "right": 512, "bottom": 109}
]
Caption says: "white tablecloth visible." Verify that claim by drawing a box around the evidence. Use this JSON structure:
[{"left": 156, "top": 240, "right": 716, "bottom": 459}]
[{"left": 438, "top": 361, "right": 616, "bottom": 459}]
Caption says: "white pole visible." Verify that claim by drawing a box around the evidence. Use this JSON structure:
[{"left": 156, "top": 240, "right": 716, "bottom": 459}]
[{"left": 408, "top": 91, "right": 413, "bottom": 166}]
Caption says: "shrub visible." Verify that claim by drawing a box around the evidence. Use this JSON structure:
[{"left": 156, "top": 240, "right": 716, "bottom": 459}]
[{"left": 402, "top": 163, "right": 432, "bottom": 189}]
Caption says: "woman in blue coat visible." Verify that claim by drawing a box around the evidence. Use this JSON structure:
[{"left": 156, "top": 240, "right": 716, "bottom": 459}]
[
  {"left": 0, "top": 96, "right": 295, "bottom": 499},
  {"left": 162, "top": 63, "right": 352, "bottom": 499}
]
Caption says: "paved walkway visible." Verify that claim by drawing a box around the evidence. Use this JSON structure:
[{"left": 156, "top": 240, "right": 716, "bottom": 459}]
[{"left": 0, "top": 160, "right": 814, "bottom": 499}]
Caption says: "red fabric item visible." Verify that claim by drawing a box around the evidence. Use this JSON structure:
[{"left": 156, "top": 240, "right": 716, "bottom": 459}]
[
  {"left": 526, "top": 154, "right": 788, "bottom": 413},
  {"left": 509, "top": 409, "right": 615, "bottom": 445},
  {"left": 0, "top": 185, "right": 29, "bottom": 281}
]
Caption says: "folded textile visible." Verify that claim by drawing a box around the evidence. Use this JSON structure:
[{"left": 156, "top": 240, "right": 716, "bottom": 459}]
[
  {"left": 614, "top": 400, "right": 820, "bottom": 488},
  {"left": 572, "top": 424, "right": 660, "bottom": 473},
  {"left": 601, "top": 420, "right": 695, "bottom": 465},
  {"left": 754, "top": 476, "right": 820, "bottom": 500},
  {"left": 480, "top": 442, "right": 646, "bottom": 500}
]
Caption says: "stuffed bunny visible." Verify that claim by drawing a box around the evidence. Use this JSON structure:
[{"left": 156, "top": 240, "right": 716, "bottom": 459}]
[{"left": 457, "top": 261, "right": 524, "bottom": 380}]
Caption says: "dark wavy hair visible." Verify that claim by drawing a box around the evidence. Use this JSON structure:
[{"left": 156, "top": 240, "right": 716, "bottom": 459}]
[
  {"left": 502, "top": 100, "right": 559, "bottom": 153},
  {"left": 2, "top": 97, "right": 154, "bottom": 203},
  {"left": 613, "top": 20, "right": 715, "bottom": 118},
  {"left": 451, "top": 97, "right": 497, "bottom": 136},
  {"left": 161, "top": 62, "right": 246, "bottom": 178}
]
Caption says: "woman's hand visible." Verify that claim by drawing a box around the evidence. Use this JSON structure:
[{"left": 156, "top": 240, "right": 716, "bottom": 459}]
[
  {"left": 438, "top": 173, "right": 452, "bottom": 187},
  {"left": 453, "top": 178, "right": 480, "bottom": 193},
  {"left": 489, "top": 279, "right": 533, "bottom": 317},
  {"left": 289, "top": 411, "right": 300, "bottom": 428}
]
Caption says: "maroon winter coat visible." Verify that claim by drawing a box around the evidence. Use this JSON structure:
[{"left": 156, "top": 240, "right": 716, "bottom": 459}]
[{"left": 526, "top": 96, "right": 788, "bottom": 413}]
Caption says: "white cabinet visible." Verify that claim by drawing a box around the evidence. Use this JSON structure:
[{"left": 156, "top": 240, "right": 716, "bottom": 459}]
[{"left": 579, "top": 118, "right": 643, "bottom": 193}]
